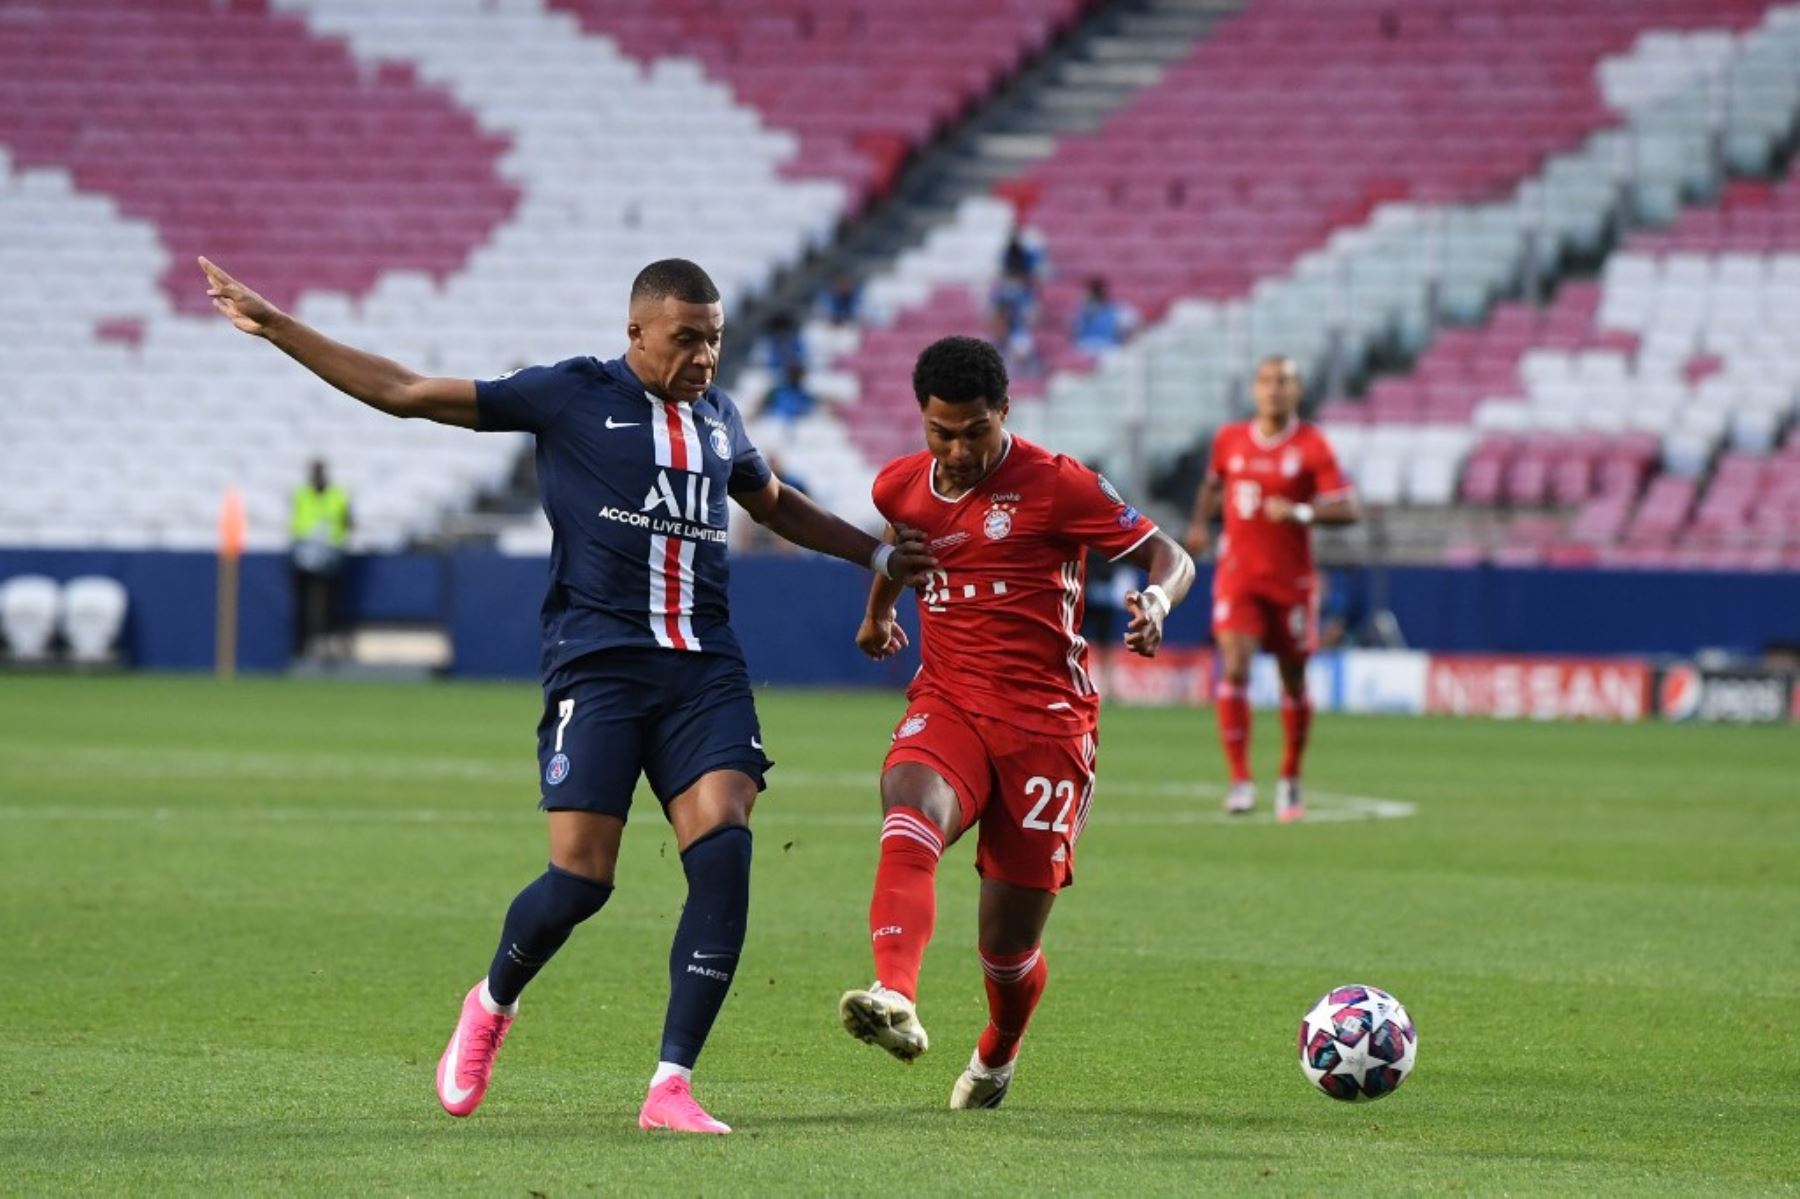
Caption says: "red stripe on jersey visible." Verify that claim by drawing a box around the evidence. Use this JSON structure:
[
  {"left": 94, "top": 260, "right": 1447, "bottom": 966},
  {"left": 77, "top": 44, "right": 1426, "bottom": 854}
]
[
  {"left": 659, "top": 400, "right": 691, "bottom": 650},
  {"left": 664, "top": 402, "right": 690, "bottom": 471},
  {"left": 661, "top": 531, "right": 689, "bottom": 650}
]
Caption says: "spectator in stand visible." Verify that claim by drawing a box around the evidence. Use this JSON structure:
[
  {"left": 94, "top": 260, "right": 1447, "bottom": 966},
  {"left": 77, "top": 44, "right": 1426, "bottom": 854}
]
[
  {"left": 1000, "top": 225, "right": 1046, "bottom": 285},
  {"left": 990, "top": 269, "right": 1042, "bottom": 379},
  {"left": 756, "top": 362, "right": 819, "bottom": 425},
  {"left": 1071, "top": 277, "right": 1134, "bottom": 353},
  {"left": 758, "top": 311, "right": 809, "bottom": 374},
  {"left": 816, "top": 273, "right": 864, "bottom": 327}
]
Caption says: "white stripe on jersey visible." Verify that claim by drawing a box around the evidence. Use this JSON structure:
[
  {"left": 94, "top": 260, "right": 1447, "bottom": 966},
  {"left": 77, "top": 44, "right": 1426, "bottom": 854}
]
[
  {"left": 648, "top": 532, "right": 675, "bottom": 649},
  {"left": 1059, "top": 560, "right": 1094, "bottom": 698},
  {"left": 675, "top": 402, "right": 703, "bottom": 467},
  {"left": 676, "top": 536, "right": 697, "bottom": 645},
  {"left": 649, "top": 396, "right": 673, "bottom": 467}
]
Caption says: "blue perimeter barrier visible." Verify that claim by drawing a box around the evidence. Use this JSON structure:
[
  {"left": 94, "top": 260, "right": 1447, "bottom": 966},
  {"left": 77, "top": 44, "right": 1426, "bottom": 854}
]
[{"left": 2, "top": 549, "right": 1793, "bottom": 679}]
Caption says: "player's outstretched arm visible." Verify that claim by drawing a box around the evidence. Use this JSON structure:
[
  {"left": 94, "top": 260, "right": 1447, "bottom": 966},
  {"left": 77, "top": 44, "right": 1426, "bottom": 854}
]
[
  {"left": 199, "top": 257, "right": 479, "bottom": 428},
  {"left": 1119, "top": 529, "right": 1195, "bottom": 658},
  {"left": 856, "top": 525, "right": 912, "bottom": 660},
  {"left": 735, "top": 477, "right": 935, "bottom": 584}
]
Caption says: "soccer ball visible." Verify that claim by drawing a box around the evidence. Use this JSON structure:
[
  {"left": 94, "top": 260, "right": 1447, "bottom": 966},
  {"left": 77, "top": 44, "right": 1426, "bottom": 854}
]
[{"left": 1297, "top": 984, "right": 1416, "bottom": 1101}]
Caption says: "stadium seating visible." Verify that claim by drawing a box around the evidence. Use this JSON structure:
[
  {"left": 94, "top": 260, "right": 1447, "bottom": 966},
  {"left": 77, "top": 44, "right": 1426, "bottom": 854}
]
[
  {"left": 0, "top": 575, "right": 60, "bottom": 661},
  {"left": 0, "top": 0, "right": 1074, "bottom": 553},
  {"left": 1327, "top": 162, "right": 1800, "bottom": 569},
  {"left": 60, "top": 575, "right": 130, "bottom": 664},
  {"left": 548, "top": 0, "right": 1085, "bottom": 205},
  {"left": 775, "top": 1, "right": 1795, "bottom": 510}
]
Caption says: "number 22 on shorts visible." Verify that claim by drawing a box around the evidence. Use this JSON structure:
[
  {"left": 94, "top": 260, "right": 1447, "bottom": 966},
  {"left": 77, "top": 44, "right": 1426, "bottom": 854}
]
[{"left": 1021, "top": 775, "right": 1075, "bottom": 833}]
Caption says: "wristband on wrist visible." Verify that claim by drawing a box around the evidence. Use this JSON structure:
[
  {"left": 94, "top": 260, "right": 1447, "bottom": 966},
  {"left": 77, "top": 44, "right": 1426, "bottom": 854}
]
[
  {"left": 1142, "top": 584, "right": 1171, "bottom": 620},
  {"left": 1292, "top": 503, "right": 1315, "bottom": 525},
  {"left": 870, "top": 543, "right": 896, "bottom": 578}
]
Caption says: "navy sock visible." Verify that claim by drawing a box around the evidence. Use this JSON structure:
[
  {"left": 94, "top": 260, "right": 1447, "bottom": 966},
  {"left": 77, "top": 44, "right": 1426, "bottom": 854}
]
[
  {"left": 659, "top": 824, "right": 752, "bottom": 1068},
  {"left": 486, "top": 864, "right": 613, "bottom": 1007}
]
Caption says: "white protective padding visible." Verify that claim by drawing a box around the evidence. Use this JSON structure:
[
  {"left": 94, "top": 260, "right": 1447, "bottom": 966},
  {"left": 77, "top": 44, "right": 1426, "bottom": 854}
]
[
  {"left": 0, "top": 574, "right": 62, "bottom": 660},
  {"left": 61, "top": 575, "right": 129, "bottom": 663}
]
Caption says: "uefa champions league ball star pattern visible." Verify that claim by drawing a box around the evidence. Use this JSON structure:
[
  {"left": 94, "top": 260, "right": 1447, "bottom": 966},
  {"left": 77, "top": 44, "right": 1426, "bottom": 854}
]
[{"left": 1297, "top": 984, "right": 1417, "bottom": 1101}]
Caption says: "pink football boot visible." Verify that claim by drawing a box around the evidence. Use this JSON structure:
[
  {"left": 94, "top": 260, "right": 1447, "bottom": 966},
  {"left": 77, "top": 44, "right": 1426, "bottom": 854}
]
[
  {"left": 638, "top": 1076, "right": 731, "bottom": 1134},
  {"left": 436, "top": 981, "right": 515, "bottom": 1117}
]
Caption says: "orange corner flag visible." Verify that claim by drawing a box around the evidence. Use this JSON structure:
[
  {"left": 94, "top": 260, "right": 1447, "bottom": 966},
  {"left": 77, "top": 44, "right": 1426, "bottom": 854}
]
[{"left": 218, "top": 487, "right": 247, "bottom": 559}]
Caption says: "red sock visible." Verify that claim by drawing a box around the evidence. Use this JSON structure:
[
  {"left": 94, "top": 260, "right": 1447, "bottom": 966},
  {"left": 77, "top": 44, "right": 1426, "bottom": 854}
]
[
  {"left": 1280, "top": 696, "right": 1313, "bottom": 779},
  {"left": 1215, "top": 681, "right": 1251, "bottom": 783},
  {"left": 977, "top": 946, "right": 1048, "bottom": 1069},
  {"left": 868, "top": 808, "right": 943, "bottom": 1001}
]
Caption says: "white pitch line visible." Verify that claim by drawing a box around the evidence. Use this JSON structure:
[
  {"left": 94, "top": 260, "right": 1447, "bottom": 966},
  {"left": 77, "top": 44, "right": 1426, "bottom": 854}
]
[
  {"left": 0, "top": 786, "right": 1413, "bottom": 829},
  {"left": 0, "top": 749, "right": 1416, "bottom": 825}
]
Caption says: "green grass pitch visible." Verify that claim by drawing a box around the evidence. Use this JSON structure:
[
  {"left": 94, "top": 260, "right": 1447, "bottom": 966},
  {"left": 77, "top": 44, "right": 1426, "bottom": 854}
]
[{"left": 1, "top": 674, "right": 1796, "bottom": 1195}]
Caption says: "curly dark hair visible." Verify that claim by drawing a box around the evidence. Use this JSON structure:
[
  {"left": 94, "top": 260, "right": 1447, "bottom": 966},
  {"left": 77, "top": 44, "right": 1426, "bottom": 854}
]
[
  {"left": 630, "top": 258, "right": 720, "bottom": 306},
  {"left": 911, "top": 336, "right": 1008, "bottom": 409}
]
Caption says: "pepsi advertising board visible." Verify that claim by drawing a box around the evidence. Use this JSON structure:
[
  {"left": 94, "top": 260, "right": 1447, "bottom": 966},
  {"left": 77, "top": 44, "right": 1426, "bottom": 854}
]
[{"left": 1657, "top": 664, "right": 1795, "bottom": 724}]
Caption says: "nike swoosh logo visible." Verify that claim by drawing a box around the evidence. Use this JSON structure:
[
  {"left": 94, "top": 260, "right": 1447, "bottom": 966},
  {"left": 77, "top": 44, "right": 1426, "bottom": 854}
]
[
  {"left": 441, "top": 1027, "right": 474, "bottom": 1104},
  {"left": 605, "top": 416, "right": 640, "bottom": 429},
  {"left": 750, "top": 736, "right": 763, "bottom": 750},
  {"left": 691, "top": 951, "right": 734, "bottom": 961}
]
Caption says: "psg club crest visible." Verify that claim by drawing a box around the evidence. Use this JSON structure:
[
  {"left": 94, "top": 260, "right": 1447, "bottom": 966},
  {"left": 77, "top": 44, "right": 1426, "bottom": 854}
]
[
  {"left": 545, "top": 753, "right": 570, "bottom": 786},
  {"left": 895, "top": 713, "right": 928, "bottom": 739},
  {"left": 709, "top": 427, "right": 732, "bottom": 460},
  {"left": 1097, "top": 474, "right": 1123, "bottom": 505}
]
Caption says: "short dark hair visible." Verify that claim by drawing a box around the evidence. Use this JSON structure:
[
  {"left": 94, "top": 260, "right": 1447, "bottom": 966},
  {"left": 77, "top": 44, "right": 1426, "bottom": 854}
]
[
  {"left": 912, "top": 336, "right": 1008, "bottom": 409},
  {"left": 631, "top": 258, "right": 720, "bottom": 306}
]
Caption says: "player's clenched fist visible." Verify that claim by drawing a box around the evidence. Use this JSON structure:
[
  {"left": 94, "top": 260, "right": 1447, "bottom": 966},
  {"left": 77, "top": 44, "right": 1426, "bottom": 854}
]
[
  {"left": 856, "top": 609, "right": 910, "bottom": 660},
  {"left": 199, "top": 256, "right": 283, "bottom": 337},
  {"left": 1122, "top": 588, "right": 1166, "bottom": 658}
]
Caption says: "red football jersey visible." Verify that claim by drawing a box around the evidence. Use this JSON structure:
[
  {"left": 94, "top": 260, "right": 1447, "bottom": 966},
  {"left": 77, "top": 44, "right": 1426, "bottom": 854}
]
[
  {"left": 873, "top": 436, "right": 1157, "bottom": 735},
  {"left": 1208, "top": 421, "right": 1350, "bottom": 599}
]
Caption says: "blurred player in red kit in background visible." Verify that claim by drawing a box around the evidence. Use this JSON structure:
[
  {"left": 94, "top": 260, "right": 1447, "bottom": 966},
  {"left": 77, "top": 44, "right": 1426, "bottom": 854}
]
[
  {"left": 1186, "top": 356, "right": 1358, "bottom": 822},
  {"left": 838, "top": 336, "right": 1194, "bottom": 1108}
]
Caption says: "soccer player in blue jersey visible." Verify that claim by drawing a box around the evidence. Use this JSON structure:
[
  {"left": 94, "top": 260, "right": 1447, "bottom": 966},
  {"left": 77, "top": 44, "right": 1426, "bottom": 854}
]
[{"left": 199, "top": 255, "right": 934, "bottom": 1134}]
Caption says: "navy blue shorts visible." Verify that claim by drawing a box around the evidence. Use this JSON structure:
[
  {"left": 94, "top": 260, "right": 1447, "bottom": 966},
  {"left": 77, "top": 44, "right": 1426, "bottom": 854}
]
[{"left": 534, "top": 648, "right": 773, "bottom": 820}]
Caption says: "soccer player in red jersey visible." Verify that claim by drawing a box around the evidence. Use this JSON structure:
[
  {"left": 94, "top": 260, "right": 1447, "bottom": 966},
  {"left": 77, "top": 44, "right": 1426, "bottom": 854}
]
[
  {"left": 838, "top": 337, "right": 1194, "bottom": 1108},
  {"left": 1185, "top": 356, "right": 1358, "bottom": 822}
]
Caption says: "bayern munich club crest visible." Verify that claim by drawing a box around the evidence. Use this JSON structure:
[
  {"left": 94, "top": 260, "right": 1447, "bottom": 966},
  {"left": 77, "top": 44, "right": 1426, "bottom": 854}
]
[
  {"left": 895, "top": 713, "right": 928, "bottom": 739},
  {"left": 545, "top": 752, "right": 571, "bottom": 786},
  {"left": 709, "top": 426, "right": 732, "bottom": 460},
  {"left": 983, "top": 506, "right": 1014, "bottom": 540}
]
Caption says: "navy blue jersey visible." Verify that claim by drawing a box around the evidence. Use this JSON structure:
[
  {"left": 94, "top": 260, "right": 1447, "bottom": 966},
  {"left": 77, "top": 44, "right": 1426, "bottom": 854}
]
[{"left": 476, "top": 356, "right": 772, "bottom": 680}]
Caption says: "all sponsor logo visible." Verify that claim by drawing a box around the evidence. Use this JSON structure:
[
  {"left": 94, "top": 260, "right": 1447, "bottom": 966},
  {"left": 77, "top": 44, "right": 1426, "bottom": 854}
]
[{"left": 1424, "top": 656, "right": 1652, "bottom": 722}]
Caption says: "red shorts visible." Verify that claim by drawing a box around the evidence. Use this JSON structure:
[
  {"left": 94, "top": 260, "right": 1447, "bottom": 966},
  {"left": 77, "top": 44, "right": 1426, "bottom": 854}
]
[
  {"left": 1212, "top": 584, "right": 1317, "bottom": 660},
  {"left": 883, "top": 695, "right": 1096, "bottom": 893}
]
